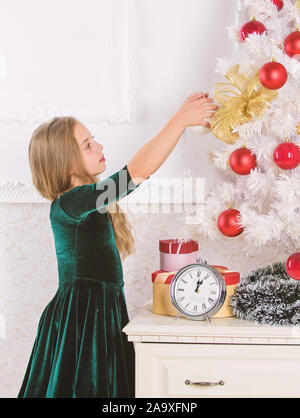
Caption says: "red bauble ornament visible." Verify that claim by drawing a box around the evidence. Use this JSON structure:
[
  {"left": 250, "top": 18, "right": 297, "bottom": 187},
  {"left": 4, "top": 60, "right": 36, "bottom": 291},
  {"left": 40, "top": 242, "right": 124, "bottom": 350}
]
[
  {"left": 273, "top": 141, "right": 300, "bottom": 170},
  {"left": 271, "top": 0, "right": 284, "bottom": 11},
  {"left": 229, "top": 147, "right": 257, "bottom": 175},
  {"left": 217, "top": 209, "right": 244, "bottom": 237},
  {"left": 286, "top": 252, "right": 300, "bottom": 280},
  {"left": 240, "top": 19, "right": 267, "bottom": 41},
  {"left": 259, "top": 61, "right": 288, "bottom": 89},
  {"left": 284, "top": 31, "right": 300, "bottom": 58}
]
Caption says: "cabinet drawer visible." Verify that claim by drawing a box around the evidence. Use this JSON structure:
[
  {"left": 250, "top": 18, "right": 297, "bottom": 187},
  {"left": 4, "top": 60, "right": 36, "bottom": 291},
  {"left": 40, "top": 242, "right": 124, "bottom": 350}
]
[{"left": 135, "top": 343, "right": 300, "bottom": 398}]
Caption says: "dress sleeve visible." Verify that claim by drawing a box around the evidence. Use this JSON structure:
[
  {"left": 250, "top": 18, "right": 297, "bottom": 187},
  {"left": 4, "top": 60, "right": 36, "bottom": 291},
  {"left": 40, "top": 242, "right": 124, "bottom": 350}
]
[{"left": 59, "top": 164, "right": 150, "bottom": 221}]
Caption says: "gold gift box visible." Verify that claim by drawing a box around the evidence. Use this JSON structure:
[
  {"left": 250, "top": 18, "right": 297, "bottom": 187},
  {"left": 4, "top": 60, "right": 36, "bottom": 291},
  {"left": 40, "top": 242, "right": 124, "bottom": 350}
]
[{"left": 152, "top": 265, "right": 240, "bottom": 319}]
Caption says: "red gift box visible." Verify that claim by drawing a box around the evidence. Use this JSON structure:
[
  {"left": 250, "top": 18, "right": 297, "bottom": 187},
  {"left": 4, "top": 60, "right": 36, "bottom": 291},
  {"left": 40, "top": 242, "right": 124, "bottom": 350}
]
[
  {"left": 159, "top": 239, "right": 199, "bottom": 253},
  {"left": 159, "top": 239, "right": 199, "bottom": 271}
]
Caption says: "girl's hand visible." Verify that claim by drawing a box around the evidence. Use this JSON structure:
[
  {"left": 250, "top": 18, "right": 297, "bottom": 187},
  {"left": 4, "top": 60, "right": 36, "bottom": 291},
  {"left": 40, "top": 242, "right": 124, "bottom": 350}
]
[
  {"left": 184, "top": 91, "right": 208, "bottom": 102},
  {"left": 174, "top": 91, "right": 220, "bottom": 129}
]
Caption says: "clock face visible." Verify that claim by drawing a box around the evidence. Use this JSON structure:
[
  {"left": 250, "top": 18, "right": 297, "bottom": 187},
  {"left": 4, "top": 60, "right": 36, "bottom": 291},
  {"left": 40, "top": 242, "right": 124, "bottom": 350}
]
[{"left": 170, "top": 264, "right": 226, "bottom": 320}]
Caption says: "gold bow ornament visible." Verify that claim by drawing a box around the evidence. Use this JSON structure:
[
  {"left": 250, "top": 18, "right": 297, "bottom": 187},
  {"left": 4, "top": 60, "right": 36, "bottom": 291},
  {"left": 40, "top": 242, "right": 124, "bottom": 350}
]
[{"left": 210, "top": 64, "right": 278, "bottom": 144}]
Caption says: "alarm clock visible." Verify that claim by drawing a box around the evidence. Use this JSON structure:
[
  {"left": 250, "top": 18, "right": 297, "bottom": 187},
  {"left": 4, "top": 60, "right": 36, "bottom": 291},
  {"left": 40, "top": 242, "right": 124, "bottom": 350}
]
[{"left": 169, "top": 262, "right": 227, "bottom": 321}]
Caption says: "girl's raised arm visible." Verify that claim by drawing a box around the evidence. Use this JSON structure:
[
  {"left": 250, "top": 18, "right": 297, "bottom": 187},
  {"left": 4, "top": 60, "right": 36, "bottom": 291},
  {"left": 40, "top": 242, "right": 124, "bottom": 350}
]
[{"left": 127, "top": 92, "right": 219, "bottom": 184}]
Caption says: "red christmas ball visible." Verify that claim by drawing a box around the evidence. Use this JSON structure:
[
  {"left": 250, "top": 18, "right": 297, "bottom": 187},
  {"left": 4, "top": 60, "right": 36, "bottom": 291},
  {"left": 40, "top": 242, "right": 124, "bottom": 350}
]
[
  {"left": 273, "top": 141, "right": 300, "bottom": 170},
  {"left": 259, "top": 61, "right": 288, "bottom": 89},
  {"left": 284, "top": 31, "right": 300, "bottom": 58},
  {"left": 271, "top": 0, "right": 284, "bottom": 11},
  {"left": 217, "top": 209, "right": 244, "bottom": 237},
  {"left": 229, "top": 147, "right": 257, "bottom": 175},
  {"left": 286, "top": 252, "right": 300, "bottom": 280},
  {"left": 240, "top": 19, "right": 267, "bottom": 41}
]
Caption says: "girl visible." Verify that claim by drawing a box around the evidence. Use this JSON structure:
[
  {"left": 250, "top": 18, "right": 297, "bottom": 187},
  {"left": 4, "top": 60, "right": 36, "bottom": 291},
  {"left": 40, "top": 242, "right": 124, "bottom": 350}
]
[{"left": 18, "top": 92, "right": 219, "bottom": 398}]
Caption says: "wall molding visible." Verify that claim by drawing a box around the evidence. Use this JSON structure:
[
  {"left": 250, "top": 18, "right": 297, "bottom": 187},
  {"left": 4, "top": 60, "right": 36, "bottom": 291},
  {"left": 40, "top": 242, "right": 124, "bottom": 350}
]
[
  {"left": 0, "top": 174, "right": 205, "bottom": 205},
  {"left": 0, "top": 0, "right": 131, "bottom": 124},
  {"left": 0, "top": 181, "right": 45, "bottom": 203}
]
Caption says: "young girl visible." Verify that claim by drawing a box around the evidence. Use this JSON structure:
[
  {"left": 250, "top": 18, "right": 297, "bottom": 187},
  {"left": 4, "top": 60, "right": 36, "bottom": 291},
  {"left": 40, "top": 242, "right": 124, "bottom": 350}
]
[{"left": 18, "top": 92, "right": 219, "bottom": 398}]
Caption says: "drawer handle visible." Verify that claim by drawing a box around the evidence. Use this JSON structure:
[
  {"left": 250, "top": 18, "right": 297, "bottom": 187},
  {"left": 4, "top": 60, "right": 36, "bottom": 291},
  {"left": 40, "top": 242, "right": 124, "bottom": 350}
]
[{"left": 185, "top": 379, "right": 225, "bottom": 387}]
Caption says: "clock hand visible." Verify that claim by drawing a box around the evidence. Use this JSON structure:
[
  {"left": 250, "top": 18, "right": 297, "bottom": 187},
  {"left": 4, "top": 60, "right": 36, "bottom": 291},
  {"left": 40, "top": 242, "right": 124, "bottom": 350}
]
[
  {"left": 195, "top": 277, "right": 207, "bottom": 293},
  {"left": 194, "top": 279, "right": 201, "bottom": 293}
]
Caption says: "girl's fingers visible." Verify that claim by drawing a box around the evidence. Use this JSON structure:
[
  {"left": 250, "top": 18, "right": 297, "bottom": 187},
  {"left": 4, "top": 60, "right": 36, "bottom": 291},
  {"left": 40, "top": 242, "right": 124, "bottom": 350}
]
[
  {"left": 200, "top": 121, "right": 211, "bottom": 128},
  {"left": 189, "top": 91, "right": 205, "bottom": 98},
  {"left": 202, "top": 104, "right": 219, "bottom": 110},
  {"left": 185, "top": 92, "right": 207, "bottom": 102},
  {"left": 185, "top": 92, "right": 211, "bottom": 103},
  {"left": 197, "top": 97, "right": 214, "bottom": 105},
  {"left": 202, "top": 111, "right": 217, "bottom": 118}
]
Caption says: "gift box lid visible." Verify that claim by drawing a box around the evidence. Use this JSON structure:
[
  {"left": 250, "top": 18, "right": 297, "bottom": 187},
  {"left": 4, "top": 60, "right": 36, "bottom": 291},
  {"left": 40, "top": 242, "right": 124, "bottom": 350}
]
[
  {"left": 152, "top": 270, "right": 176, "bottom": 284},
  {"left": 152, "top": 266, "right": 240, "bottom": 285},
  {"left": 211, "top": 265, "right": 240, "bottom": 285},
  {"left": 159, "top": 239, "right": 198, "bottom": 254},
  {"left": 211, "top": 265, "right": 228, "bottom": 270}
]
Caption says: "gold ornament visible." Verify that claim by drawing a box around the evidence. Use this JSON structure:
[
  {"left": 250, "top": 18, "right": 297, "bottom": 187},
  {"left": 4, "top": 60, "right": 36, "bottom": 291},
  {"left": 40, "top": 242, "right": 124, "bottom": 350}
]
[
  {"left": 210, "top": 64, "right": 278, "bottom": 144},
  {"left": 297, "top": 123, "right": 300, "bottom": 135}
]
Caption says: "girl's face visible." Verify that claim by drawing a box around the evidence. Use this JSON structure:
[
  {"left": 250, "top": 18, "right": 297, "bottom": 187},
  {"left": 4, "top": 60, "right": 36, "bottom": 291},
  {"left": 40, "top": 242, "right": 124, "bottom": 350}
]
[{"left": 73, "top": 121, "right": 106, "bottom": 176}]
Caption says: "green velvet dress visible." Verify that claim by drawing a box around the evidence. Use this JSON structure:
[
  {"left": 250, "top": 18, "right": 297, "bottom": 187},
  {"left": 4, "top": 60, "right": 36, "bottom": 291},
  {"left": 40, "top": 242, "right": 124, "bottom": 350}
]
[{"left": 18, "top": 164, "right": 149, "bottom": 398}]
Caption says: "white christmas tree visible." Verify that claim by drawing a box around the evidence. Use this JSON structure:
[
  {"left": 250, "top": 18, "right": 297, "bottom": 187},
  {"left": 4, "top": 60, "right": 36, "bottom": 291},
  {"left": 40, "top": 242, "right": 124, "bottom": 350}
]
[{"left": 189, "top": 0, "right": 300, "bottom": 264}]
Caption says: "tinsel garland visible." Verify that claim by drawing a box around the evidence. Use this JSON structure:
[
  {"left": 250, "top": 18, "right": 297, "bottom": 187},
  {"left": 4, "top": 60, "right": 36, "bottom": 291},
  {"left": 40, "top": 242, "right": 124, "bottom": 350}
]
[{"left": 230, "top": 262, "right": 300, "bottom": 326}]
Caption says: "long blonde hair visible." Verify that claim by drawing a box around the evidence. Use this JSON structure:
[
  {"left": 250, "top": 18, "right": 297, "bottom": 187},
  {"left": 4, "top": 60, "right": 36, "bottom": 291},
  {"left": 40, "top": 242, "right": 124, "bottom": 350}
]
[{"left": 28, "top": 116, "right": 136, "bottom": 260}]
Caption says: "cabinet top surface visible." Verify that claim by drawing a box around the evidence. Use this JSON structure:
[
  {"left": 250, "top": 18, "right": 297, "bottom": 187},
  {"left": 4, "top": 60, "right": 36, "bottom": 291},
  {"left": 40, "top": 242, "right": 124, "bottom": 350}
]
[{"left": 122, "top": 300, "right": 300, "bottom": 340}]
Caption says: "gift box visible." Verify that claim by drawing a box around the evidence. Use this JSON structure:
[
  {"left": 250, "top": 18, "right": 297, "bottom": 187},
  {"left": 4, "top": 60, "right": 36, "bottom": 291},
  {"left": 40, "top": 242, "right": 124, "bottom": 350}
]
[
  {"left": 159, "top": 239, "right": 199, "bottom": 271},
  {"left": 152, "top": 265, "right": 240, "bottom": 319}
]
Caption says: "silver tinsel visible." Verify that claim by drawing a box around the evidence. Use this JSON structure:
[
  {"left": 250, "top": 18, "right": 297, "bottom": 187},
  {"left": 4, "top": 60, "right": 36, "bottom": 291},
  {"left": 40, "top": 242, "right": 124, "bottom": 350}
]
[{"left": 230, "top": 261, "right": 300, "bottom": 326}]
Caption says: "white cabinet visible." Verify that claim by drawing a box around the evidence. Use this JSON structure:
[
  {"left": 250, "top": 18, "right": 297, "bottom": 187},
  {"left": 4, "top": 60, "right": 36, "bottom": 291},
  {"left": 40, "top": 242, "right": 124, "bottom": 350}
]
[{"left": 122, "top": 300, "right": 300, "bottom": 398}]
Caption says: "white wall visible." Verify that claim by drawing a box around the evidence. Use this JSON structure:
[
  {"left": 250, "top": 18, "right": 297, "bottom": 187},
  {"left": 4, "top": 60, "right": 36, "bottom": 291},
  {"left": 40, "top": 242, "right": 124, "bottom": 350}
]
[
  {"left": 0, "top": 0, "right": 237, "bottom": 183},
  {"left": 0, "top": 0, "right": 251, "bottom": 398}
]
